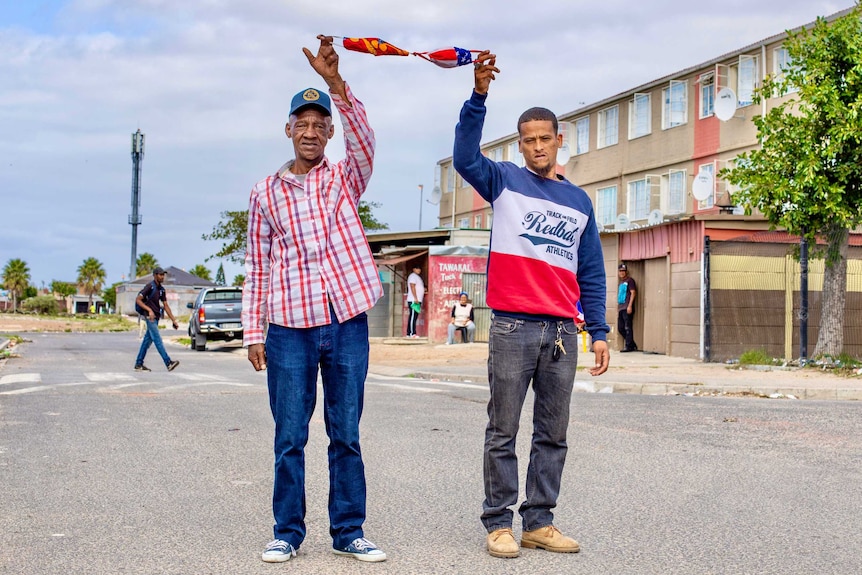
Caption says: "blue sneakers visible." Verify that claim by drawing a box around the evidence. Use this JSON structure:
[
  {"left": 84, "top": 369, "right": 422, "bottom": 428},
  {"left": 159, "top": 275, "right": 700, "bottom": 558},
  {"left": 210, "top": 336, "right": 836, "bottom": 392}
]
[
  {"left": 261, "top": 539, "right": 296, "bottom": 563},
  {"left": 332, "top": 537, "right": 387, "bottom": 562}
]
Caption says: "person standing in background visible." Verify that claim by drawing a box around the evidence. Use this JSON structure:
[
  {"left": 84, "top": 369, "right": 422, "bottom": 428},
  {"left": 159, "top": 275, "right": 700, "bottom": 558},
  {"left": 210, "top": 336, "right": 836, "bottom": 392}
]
[
  {"left": 617, "top": 263, "right": 638, "bottom": 352},
  {"left": 406, "top": 265, "right": 424, "bottom": 338}
]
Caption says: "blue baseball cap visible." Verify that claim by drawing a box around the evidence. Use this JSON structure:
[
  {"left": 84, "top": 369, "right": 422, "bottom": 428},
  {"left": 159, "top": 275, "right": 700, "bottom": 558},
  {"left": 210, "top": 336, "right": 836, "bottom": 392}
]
[{"left": 289, "top": 88, "right": 331, "bottom": 117}]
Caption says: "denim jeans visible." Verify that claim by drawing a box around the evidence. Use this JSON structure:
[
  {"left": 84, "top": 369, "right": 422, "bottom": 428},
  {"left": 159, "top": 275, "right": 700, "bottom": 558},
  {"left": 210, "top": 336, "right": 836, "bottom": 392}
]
[
  {"left": 135, "top": 317, "right": 171, "bottom": 367},
  {"left": 482, "top": 314, "right": 580, "bottom": 533},
  {"left": 265, "top": 309, "right": 369, "bottom": 550}
]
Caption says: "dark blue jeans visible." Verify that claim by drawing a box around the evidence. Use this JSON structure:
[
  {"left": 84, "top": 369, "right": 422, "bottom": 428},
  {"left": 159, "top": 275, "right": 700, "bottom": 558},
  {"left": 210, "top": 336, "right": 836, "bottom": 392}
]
[
  {"left": 265, "top": 310, "right": 369, "bottom": 550},
  {"left": 482, "top": 315, "right": 580, "bottom": 533},
  {"left": 135, "top": 317, "right": 171, "bottom": 367}
]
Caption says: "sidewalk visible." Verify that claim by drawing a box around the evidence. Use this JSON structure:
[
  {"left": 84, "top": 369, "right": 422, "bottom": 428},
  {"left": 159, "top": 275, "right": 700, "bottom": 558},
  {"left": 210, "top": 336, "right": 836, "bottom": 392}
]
[{"left": 368, "top": 339, "right": 862, "bottom": 401}]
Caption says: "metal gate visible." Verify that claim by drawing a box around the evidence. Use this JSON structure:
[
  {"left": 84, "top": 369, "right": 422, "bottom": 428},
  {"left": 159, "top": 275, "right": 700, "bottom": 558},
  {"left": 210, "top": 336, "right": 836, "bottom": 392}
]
[{"left": 461, "top": 272, "right": 489, "bottom": 342}]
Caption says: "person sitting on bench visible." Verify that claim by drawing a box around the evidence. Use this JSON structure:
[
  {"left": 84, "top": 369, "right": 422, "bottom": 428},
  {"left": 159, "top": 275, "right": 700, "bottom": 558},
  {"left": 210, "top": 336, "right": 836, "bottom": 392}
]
[{"left": 447, "top": 292, "right": 476, "bottom": 344}]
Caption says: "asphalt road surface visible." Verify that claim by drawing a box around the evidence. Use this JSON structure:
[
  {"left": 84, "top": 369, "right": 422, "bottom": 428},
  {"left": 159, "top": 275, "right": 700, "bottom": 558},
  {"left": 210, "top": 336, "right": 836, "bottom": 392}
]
[{"left": 1, "top": 332, "right": 861, "bottom": 575}]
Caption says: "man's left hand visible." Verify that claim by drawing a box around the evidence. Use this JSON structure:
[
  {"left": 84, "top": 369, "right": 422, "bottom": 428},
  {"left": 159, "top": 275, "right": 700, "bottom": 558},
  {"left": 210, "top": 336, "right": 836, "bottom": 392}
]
[
  {"left": 172, "top": 321, "right": 179, "bottom": 330},
  {"left": 589, "top": 340, "right": 610, "bottom": 376}
]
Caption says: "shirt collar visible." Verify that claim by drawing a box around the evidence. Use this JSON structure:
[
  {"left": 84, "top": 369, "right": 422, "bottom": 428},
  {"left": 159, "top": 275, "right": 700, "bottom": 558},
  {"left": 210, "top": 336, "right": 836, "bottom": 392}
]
[{"left": 277, "top": 158, "right": 330, "bottom": 182}]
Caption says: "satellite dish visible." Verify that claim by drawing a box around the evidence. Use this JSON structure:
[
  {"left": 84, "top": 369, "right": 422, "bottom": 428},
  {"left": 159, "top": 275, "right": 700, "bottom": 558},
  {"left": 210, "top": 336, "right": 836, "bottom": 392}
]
[
  {"left": 692, "top": 171, "right": 714, "bottom": 201},
  {"left": 597, "top": 221, "right": 605, "bottom": 233},
  {"left": 428, "top": 185, "right": 442, "bottom": 205},
  {"left": 616, "top": 213, "right": 630, "bottom": 230},
  {"left": 556, "top": 142, "right": 571, "bottom": 166},
  {"left": 714, "top": 87, "right": 737, "bottom": 121},
  {"left": 648, "top": 209, "right": 664, "bottom": 226}
]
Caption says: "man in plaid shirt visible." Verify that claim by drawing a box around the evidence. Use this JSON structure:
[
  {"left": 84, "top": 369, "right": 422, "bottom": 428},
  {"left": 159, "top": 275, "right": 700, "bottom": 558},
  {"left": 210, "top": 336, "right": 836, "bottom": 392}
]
[{"left": 242, "top": 35, "right": 385, "bottom": 564}]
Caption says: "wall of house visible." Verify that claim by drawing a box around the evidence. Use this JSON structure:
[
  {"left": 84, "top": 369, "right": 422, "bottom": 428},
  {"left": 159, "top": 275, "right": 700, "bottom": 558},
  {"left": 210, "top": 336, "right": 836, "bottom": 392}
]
[{"left": 670, "top": 260, "right": 703, "bottom": 358}]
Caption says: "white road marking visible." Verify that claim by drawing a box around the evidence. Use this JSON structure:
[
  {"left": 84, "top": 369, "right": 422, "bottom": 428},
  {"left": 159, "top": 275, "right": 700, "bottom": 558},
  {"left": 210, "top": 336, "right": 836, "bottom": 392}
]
[
  {"left": 368, "top": 382, "right": 442, "bottom": 393},
  {"left": 0, "top": 373, "right": 41, "bottom": 385},
  {"left": 85, "top": 373, "right": 136, "bottom": 382}
]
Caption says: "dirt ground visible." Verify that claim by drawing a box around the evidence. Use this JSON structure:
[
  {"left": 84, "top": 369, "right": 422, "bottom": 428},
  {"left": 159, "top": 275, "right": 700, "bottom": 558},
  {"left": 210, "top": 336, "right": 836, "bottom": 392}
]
[{"left": 0, "top": 314, "right": 487, "bottom": 368}]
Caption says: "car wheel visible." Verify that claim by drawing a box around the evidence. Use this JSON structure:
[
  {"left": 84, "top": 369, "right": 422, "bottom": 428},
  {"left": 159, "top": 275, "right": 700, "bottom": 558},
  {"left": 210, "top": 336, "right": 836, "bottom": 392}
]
[{"left": 195, "top": 333, "right": 207, "bottom": 351}]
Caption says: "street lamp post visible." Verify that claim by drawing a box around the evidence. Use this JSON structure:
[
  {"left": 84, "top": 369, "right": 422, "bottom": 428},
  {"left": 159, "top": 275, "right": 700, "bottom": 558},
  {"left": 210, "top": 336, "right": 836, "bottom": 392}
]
[{"left": 418, "top": 184, "right": 424, "bottom": 230}]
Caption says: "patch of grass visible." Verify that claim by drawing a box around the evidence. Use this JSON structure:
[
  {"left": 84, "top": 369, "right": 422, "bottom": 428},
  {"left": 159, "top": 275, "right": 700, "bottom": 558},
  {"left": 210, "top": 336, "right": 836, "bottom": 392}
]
[
  {"left": 738, "top": 349, "right": 778, "bottom": 366},
  {"left": 177, "top": 337, "right": 191, "bottom": 346},
  {"left": 0, "top": 334, "right": 25, "bottom": 345},
  {"left": 806, "top": 353, "right": 862, "bottom": 376}
]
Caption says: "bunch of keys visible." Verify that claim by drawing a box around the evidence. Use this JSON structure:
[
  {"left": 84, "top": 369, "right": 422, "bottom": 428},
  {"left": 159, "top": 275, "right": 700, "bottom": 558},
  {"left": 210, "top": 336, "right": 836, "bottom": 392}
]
[{"left": 552, "top": 322, "right": 566, "bottom": 361}]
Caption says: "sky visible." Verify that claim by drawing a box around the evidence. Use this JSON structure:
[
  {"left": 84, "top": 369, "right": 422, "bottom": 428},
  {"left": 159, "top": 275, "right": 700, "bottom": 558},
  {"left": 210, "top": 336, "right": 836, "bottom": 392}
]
[{"left": 0, "top": 0, "right": 854, "bottom": 289}]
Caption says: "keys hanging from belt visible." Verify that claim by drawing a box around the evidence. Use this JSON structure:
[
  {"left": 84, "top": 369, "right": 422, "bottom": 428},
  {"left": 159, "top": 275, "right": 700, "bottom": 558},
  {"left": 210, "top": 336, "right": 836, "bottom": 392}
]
[{"left": 552, "top": 322, "right": 566, "bottom": 361}]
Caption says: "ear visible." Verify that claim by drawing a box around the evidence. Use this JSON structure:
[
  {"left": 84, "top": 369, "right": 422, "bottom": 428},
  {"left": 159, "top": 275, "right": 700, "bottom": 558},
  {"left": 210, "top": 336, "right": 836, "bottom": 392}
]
[
  {"left": 556, "top": 132, "right": 563, "bottom": 147},
  {"left": 284, "top": 122, "right": 291, "bottom": 138},
  {"left": 328, "top": 123, "right": 335, "bottom": 140}
]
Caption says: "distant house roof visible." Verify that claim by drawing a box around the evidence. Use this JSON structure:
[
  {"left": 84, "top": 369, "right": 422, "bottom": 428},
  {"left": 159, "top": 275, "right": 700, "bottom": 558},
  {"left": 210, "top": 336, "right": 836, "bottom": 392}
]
[{"left": 128, "top": 266, "right": 217, "bottom": 287}]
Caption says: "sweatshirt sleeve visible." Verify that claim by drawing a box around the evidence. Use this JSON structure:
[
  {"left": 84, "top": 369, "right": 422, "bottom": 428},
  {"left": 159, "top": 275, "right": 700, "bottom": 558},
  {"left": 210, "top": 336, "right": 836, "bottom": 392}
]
[
  {"left": 576, "top": 209, "right": 610, "bottom": 342},
  {"left": 453, "top": 90, "right": 505, "bottom": 203}
]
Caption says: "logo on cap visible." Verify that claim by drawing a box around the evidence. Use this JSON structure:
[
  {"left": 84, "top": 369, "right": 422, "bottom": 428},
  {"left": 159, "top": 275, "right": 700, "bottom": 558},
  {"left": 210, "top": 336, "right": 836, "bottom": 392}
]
[{"left": 302, "top": 89, "right": 321, "bottom": 102}]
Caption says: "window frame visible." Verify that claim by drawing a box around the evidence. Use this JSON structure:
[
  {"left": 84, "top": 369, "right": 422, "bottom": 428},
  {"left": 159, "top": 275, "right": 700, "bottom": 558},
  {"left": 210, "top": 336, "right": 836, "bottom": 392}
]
[
  {"left": 575, "top": 116, "right": 589, "bottom": 155},
  {"left": 696, "top": 163, "right": 715, "bottom": 210},
  {"left": 627, "top": 178, "right": 650, "bottom": 221},
  {"left": 699, "top": 73, "right": 715, "bottom": 119},
  {"left": 662, "top": 80, "right": 688, "bottom": 129},
  {"left": 596, "top": 185, "right": 618, "bottom": 227},
  {"left": 628, "top": 93, "right": 651, "bottom": 139},
  {"left": 597, "top": 105, "right": 619, "bottom": 149}
]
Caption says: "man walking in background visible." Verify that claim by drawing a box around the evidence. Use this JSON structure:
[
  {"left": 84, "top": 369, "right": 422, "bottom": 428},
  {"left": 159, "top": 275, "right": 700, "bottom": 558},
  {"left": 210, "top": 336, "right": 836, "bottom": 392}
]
[
  {"left": 134, "top": 267, "right": 179, "bottom": 372},
  {"left": 406, "top": 264, "right": 424, "bottom": 337}
]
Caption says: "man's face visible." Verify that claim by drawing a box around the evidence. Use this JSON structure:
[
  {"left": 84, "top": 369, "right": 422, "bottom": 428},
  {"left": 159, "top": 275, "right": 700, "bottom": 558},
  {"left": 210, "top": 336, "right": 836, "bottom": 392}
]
[
  {"left": 518, "top": 120, "right": 561, "bottom": 176},
  {"left": 154, "top": 272, "right": 166, "bottom": 284},
  {"left": 618, "top": 270, "right": 627, "bottom": 280},
  {"left": 286, "top": 108, "right": 334, "bottom": 166}
]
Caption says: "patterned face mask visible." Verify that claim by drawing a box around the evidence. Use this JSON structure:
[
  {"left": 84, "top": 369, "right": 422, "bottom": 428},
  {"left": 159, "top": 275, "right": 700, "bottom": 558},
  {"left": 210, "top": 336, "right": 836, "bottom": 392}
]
[{"left": 335, "top": 37, "right": 482, "bottom": 68}]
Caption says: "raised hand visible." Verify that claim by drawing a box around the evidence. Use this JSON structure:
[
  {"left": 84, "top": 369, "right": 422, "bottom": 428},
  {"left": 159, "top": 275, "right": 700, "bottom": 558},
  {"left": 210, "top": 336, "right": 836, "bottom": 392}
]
[
  {"left": 472, "top": 50, "right": 499, "bottom": 95},
  {"left": 303, "top": 34, "right": 348, "bottom": 102}
]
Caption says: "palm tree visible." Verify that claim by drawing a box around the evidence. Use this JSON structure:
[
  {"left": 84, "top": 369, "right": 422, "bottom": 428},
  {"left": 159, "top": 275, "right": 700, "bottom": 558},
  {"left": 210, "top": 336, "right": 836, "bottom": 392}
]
[
  {"left": 135, "top": 253, "right": 159, "bottom": 279},
  {"left": 2, "top": 258, "right": 31, "bottom": 312},
  {"left": 189, "top": 264, "right": 212, "bottom": 281},
  {"left": 77, "top": 257, "right": 106, "bottom": 309}
]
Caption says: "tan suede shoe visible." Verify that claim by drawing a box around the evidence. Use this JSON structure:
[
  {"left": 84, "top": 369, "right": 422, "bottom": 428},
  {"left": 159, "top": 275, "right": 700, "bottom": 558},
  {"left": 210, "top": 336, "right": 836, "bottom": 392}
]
[
  {"left": 486, "top": 527, "right": 520, "bottom": 558},
  {"left": 521, "top": 525, "right": 580, "bottom": 553}
]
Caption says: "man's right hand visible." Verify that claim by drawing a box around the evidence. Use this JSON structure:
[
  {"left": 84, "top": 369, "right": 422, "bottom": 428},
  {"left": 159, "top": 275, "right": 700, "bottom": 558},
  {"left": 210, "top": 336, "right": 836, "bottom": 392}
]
[
  {"left": 473, "top": 50, "right": 499, "bottom": 95},
  {"left": 248, "top": 343, "right": 267, "bottom": 371}
]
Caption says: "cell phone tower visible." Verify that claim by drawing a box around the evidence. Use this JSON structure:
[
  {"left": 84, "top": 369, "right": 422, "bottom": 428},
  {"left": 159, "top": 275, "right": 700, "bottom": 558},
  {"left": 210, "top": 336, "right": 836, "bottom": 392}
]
[{"left": 129, "top": 129, "right": 145, "bottom": 280}]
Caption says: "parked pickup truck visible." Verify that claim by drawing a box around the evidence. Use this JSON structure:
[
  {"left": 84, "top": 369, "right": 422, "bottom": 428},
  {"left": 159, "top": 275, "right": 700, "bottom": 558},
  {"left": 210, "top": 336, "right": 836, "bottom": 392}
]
[{"left": 186, "top": 287, "right": 243, "bottom": 351}]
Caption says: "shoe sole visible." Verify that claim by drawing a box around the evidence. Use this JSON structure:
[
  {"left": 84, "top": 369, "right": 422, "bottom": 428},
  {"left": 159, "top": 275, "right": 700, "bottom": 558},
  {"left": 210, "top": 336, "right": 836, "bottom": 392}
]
[
  {"left": 488, "top": 548, "right": 520, "bottom": 558},
  {"left": 521, "top": 540, "right": 580, "bottom": 553},
  {"left": 261, "top": 553, "right": 292, "bottom": 563},
  {"left": 331, "top": 549, "right": 387, "bottom": 562}
]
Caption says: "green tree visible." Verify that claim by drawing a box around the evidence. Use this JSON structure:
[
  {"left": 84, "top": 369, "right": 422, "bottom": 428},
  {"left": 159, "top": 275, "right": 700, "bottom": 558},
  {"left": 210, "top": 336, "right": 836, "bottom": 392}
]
[
  {"left": 2, "top": 258, "right": 31, "bottom": 311},
  {"left": 50, "top": 280, "right": 78, "bottom": 312},
  {"left": 102, "top": 280, "right": 123, "bottom": 311},
  {"left": 722, "top": 4, "right": 862, "bottom": 358},
  {"left": 215, "top": 262, "right": 226, "bottom": 286},
  {"left": 232, "top": 274, "right": 245, "bottom": 287},
  {"left": 189, "top": 264, "right": 212, "bottom": 281},
  {"left": 136, "top": 252, "right": 159, "bottom": 279},
  {"left": 203, "top": 202, "right": 388, "bottom": 263},
  {"left": 77, "top": 257, "right": 106, "bottom": 308}
]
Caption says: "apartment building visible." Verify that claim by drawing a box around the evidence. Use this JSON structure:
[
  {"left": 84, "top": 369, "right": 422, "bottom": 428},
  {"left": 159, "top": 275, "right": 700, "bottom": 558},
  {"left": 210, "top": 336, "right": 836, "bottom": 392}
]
[{"left": 435, "top": 7, "right": 862, "bottom": 360}]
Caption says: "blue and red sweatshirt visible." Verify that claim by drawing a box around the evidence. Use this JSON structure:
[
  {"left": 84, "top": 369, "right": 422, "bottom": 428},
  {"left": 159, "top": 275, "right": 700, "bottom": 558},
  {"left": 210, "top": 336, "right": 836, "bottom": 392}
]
[{"left": 453, "top": 90, "right": 609, "bottom": 342}]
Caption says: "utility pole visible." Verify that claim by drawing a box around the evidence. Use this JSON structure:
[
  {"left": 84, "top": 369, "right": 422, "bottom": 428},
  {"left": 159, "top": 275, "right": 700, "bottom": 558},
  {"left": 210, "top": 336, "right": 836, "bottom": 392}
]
[
  {"left": 418, "top": 184, "right": 424, "bottom": 230},
  {"left": 129, "top": 129, "right": 145, "bottom": 280}
]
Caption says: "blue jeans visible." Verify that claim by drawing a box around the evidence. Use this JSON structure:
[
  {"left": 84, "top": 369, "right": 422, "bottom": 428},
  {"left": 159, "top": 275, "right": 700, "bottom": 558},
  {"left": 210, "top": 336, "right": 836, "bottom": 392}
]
[
  {"left": 265, "top": 309, "right": 369, "bottom": 550},
  {"left": 135, "top": 317, "right": 171, "bottom": 367},
  {"left": 482, "top": 315, "right": 580, "bottom": 533}
]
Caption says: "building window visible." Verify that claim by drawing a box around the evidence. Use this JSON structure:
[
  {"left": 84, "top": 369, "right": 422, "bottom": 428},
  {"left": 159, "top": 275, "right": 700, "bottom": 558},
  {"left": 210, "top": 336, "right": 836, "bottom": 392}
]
[
  {"left": 486, "top": 213, "right": 493, "bottom": 228},
  {"left": 666, "top": 169, "right": 686, "bottom": 214},
  {"left": 697, "top": 163, "right": 715, "bottom": 210},
  {"left": 487, "top": 146, "right": 503, "bottom": 162},
  {"left": 447, "top": 165, "right": 455, "bottom": 194},
  {"left": 459, "top": 217, "right": 470, "bottom": 229},
  {"left": 575, "top": 116, "right": 589, "bottom": 155},
  {"left": 699, "top": 74, "right": 715, "bottom": 119},
  {"left": 597, "top": 105, "right": 618, "bottom": 148},
  {"left": 627, "top": 179, "right": 650, "bottom": 221},
  {"left": 662, "top": 80, "right": 687, "bottom": 129},
  {"left": 596, "top": 186, "right": 617, "bottom": 227},
  {"left": 737, "top": 55, "right": 758, "bottom": 106},
  {"left": 628, "top": 93, "right": 651, "bottom": 139},
  {"left": 774, "top": 47, "right": 797, "bottom": 95},
  {"left": 474, "top": 214, "right": 483, "bottom": 228},
  {"left": 507, "top": 141, "right": 523, "bottom": 166}
]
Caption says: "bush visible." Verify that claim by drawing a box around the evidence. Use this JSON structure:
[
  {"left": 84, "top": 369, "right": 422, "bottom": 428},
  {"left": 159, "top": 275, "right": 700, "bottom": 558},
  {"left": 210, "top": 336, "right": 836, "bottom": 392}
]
[{"left": 21, "top": 295, "right": 61, "bottom": 315}]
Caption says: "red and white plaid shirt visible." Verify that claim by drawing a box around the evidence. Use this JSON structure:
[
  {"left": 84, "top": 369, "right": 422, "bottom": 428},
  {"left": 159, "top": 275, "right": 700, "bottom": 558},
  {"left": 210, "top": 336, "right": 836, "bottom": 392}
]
[{"left": 242, "top": 84, "right": 382, "bottom": 345}]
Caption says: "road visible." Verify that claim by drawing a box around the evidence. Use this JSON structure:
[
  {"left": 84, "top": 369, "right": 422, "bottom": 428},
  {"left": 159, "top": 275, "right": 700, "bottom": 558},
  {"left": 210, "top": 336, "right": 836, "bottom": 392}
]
[{"left": 1, "top": 332, "right": 861, "bottom": 575}]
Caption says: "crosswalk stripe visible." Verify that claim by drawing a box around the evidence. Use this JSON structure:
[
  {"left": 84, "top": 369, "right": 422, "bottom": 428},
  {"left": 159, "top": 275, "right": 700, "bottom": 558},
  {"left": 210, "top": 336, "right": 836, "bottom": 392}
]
[
  {"left": 84, "top": 373, "right": 137, "bottom": 382},
  {"left": 0, "top": 373, "right": 41, "bottom": 385}
]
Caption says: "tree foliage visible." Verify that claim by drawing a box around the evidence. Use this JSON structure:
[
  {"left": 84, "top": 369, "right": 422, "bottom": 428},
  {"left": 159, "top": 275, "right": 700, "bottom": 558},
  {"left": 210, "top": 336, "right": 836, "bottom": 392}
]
[
  {"left": 722, "top": 4, "right": 862, "bottom": 357},
  {"left": 232, "top": 274, "right": 245, "bottom": 287},
  {"left": 203, "top": 201, "right": 388, "bottom": 264},
  {"left": 189, "top": 264, "right": 212, "bottom": 281},
  {"left": 22, "top": 295, "right": 60, "bottom": 315},
  {"left": 102, "top": 281, "right": 124, "bottom": 310},
  {"left": 136, "top": 252, "right": 159, "bottom": 279},
  {"left": 2, "top": 258, "right": 31, "bottom": 312},
  {"left": 215, "top": 263, "right": 226, "bottom": 286},
  {"left": 77, "top": 257, "right": 106, "bottom": 306}
]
